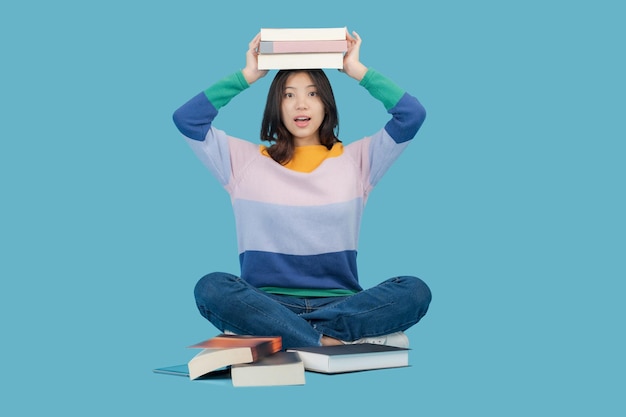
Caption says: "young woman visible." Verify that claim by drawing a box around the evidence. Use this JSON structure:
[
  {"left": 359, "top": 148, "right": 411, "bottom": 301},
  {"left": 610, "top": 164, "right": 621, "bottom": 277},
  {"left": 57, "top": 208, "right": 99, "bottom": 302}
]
[{"left": 173, "top": 31, "right": 431, "bottom": 350}]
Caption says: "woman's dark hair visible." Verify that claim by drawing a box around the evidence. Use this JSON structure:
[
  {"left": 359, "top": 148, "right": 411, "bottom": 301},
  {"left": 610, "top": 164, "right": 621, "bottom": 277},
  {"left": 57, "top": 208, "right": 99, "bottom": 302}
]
[{"left": 260, "top": 69, "right": 340, "bottom": 165}]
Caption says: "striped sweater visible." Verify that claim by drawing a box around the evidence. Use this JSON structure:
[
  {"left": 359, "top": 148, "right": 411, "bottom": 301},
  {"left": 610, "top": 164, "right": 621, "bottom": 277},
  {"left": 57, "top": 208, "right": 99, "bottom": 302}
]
[{"left": 173, "top": 69, "right": 426, "bottom": 296}]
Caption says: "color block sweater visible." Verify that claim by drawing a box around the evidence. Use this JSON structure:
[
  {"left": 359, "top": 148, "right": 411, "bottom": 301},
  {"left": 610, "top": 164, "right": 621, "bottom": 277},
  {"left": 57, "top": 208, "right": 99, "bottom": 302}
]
[{"left": 173, "top": 69, "right": 426, "bottom": 296}]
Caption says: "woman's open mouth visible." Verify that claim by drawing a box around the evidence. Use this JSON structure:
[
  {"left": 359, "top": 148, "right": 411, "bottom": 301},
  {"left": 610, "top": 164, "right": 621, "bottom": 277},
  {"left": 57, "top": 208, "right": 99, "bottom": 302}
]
[{"left": 294, "top": 116, "right": 311, "bottom": 127}]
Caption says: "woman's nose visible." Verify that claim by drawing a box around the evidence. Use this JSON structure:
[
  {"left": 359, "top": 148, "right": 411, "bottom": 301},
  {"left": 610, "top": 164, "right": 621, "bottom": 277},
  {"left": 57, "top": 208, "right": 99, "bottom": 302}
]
[{"left": 296, "top": 97, "right": 308, "bottom": 109}]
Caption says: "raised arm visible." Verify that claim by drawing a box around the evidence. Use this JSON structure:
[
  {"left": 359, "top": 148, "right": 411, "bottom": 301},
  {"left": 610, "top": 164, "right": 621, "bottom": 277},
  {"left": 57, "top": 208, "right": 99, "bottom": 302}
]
[
  {"left": 342, "top": 30, "right": 426, "bottom": 143},
  {"left": 172, "top": 33, "right": 268, "bottom": 142},
  {"left": 361, "top": 69, "right": 426, "bottom": 143}
]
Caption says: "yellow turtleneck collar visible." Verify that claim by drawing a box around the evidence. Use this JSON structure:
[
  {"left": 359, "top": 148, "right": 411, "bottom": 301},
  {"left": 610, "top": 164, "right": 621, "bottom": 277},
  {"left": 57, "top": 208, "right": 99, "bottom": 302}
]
[{"left": 260, "top": 142, "right": 344, "bottom": 173}]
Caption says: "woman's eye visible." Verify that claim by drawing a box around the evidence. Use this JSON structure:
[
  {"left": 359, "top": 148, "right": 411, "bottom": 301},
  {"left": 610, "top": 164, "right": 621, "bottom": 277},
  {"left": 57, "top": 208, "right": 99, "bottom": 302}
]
[{"left": 309, "top": 92, "right": 317, "bottom": 97}]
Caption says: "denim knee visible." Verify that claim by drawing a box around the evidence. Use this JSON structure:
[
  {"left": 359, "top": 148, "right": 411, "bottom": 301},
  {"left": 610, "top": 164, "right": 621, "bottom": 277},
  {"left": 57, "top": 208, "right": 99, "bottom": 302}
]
[
  {"left": 406, "top": 276, "right": 432, "bottom": 305},
  {"left": 397, "top": 275, "right": 432, "bottom": 319},
  {"left": 193, "top": 272, "right": 238, "bottom": 305}
]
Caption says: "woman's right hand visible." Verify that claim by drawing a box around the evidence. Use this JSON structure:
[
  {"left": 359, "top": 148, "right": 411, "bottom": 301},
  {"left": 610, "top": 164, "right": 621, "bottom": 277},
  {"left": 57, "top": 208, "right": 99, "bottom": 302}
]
[{"left": 242, "top": 32, "right": 268, "bottom": 85}]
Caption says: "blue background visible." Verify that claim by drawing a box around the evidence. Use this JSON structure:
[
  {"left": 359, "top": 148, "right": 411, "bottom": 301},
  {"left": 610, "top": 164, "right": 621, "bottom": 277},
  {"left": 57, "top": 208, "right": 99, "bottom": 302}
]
[{"left": 2, "top": 0, "right": 624, "bottom": 415}]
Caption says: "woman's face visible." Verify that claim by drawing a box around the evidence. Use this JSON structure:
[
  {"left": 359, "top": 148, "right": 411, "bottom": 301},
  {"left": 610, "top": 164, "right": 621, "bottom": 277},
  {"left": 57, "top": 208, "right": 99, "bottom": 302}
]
[{"left": 280, "top": 72, "right": 326, "bottom": 146}]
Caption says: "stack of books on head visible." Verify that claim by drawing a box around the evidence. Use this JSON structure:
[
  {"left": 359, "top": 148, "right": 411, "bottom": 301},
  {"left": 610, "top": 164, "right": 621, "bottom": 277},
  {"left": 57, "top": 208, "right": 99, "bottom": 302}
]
[
  {"left": 258, "top": 27, "right": 348, "bottom": 70},
  {"left": 153, "top": 334, "right": 411, "bottom": 387}
]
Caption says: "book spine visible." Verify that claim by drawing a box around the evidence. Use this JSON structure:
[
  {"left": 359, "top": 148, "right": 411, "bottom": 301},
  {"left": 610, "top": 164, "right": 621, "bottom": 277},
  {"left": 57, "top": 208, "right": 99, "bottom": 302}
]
[
  {"left": 259, "top": 40, "right": 347, "bottom": 54},
  {"left": 250, "top": 339, "right": 282, "bottom": 361}
]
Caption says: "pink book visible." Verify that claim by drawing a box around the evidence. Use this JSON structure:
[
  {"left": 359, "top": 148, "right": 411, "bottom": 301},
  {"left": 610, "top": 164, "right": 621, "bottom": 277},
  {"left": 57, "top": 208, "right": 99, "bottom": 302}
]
[{"left": 259, "top": 40, "right": 348, "bottom": 54}]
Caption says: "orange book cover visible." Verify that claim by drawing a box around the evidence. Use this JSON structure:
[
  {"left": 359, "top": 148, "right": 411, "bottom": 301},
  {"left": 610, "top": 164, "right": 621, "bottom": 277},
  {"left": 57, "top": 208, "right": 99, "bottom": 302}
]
[
  {"left": 189, "top": 334, "right": 282, "bottom": 350},
  {"left": 188, "top": 334, "right": 282, "bottom": 357},
  {"left": 186, "top": 334, "right": 283, "bottom": 379}
]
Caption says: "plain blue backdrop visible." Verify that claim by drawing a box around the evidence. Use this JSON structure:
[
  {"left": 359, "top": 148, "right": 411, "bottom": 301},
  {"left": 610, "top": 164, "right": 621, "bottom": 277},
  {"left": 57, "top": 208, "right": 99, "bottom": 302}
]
[{"left": 1, "top": 1, "right": 624, "bottom": 415}]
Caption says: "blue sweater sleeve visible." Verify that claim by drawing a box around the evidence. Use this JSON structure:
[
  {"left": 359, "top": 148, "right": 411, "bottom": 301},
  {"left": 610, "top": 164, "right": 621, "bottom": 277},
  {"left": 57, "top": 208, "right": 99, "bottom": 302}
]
[
  {"left": 172, "top": 71, "right": 249, "bottom": 141},
  {"left": 360, "top": 69, "right": 426, "bottom": 143}
]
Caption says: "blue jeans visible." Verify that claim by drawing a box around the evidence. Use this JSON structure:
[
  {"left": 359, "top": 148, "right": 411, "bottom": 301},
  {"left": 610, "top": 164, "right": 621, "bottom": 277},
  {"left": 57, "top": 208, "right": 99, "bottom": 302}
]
[{"left": 194, "top": 272, "right": 432, "bottom": 349}]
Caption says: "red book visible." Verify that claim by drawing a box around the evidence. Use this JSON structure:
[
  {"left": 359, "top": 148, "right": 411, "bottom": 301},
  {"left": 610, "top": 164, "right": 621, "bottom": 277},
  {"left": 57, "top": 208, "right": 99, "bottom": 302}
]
[{"left": 259, "top": 40, "right": 348, "bottom": 54}]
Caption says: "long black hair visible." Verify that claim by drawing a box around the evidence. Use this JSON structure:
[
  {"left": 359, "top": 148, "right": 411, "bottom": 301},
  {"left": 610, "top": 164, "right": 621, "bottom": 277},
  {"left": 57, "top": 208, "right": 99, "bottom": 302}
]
[{"left": 260, "top": 69, "right": 340, "bottom": 165}]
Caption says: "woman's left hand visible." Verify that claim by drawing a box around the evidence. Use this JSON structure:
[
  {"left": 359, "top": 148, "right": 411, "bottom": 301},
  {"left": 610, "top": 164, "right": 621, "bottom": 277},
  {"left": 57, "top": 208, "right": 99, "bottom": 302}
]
[{"left": 342, "top": 30, "right": 368, "bottom": 82}]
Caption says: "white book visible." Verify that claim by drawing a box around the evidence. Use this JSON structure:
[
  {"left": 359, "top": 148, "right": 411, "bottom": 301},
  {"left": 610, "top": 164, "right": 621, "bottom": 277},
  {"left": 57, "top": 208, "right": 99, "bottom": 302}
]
[
  {"left": 231, "top": 351, "right": 306, "bottom": 387},
  {"left": 287, "top": 344, "right": 409, "bottom": 374},
  {"left": 258, "top": 52, "right": 344, "bottom": 70},
  {"left": 260, "top": 27, "right": 346, "bottom": 41}
]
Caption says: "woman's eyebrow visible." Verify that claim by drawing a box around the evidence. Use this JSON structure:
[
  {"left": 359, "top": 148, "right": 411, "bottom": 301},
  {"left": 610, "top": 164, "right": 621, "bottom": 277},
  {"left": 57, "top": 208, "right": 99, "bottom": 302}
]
[{"left": 284, "top": 84, "right": 317, "bottom": 89}]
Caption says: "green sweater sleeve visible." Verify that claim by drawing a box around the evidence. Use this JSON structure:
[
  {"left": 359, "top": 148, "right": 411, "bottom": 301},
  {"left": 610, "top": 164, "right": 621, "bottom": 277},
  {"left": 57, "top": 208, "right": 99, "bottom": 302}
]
[
  {"left": 359, "top": 68, "right": 405, "bottom": 111},
  {"left": 203, "top": 71, "right": 250, "bottom": 109}
]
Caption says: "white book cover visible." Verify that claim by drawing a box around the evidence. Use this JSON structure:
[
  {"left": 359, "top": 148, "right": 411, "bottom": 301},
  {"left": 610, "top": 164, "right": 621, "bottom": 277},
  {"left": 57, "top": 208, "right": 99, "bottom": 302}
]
[
  {"left": 258, "top": 52, "right": 344, "bottom": 70},
  {"left": 260, "top": 27, "right": 346, "bottom": 41}
]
